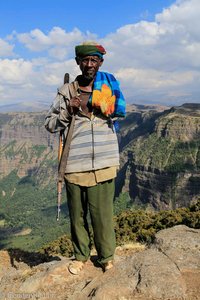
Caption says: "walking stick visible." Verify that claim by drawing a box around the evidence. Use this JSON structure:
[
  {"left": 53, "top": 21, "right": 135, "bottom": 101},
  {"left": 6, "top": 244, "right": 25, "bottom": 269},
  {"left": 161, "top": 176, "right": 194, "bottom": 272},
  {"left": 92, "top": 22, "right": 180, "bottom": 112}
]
[
  {"left": 57, "top": 73, "right": 70, "bottom": 221},
  {"left": 56, "top": 74, "right": 79, "bottom": 221}
]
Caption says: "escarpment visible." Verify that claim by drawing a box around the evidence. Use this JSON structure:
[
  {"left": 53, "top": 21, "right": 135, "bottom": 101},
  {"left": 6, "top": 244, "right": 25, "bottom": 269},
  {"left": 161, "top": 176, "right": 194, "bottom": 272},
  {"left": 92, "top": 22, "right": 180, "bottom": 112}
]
[
  {"left": 0, "top": 112, "right": 58, "bottom": 181},
  {"left": 1, "top": 103, "right": 200, "bottom": 210},
  {"left": 117, "top": 103, "right": 200, "bottom": 210}
]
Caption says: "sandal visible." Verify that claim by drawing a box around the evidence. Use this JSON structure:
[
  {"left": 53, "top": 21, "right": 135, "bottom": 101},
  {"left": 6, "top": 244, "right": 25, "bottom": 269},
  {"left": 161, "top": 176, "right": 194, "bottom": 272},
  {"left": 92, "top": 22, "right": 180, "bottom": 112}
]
[
  {"left": 68, "top": 260, "right": 86, "bottom": 275},
  {"left": 103, "top": 260, "right": 114, "bottom": 272}
]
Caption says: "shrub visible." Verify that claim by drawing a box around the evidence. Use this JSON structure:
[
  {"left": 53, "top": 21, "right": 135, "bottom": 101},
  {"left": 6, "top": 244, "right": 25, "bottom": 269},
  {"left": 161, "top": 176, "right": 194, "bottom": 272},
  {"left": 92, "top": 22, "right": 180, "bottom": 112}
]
[{"left": 114, "top": 199, "right": 200, "bottom": 246}]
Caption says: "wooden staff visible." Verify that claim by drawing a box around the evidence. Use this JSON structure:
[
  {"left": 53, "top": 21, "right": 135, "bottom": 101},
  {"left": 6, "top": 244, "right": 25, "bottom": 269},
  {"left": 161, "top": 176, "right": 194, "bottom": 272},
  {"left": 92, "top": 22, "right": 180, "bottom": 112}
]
[{"left": 57, "top": 73, "right": 69, "bottom": 221}]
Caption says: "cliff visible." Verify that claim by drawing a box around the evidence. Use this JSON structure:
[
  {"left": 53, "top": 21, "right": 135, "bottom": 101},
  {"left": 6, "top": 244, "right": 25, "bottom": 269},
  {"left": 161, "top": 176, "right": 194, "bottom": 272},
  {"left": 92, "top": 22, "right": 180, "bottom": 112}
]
[
  {"left": 1, "top": 104, "right": 200, "bottom": 210},
  {"left": 0, "top": 112, "right": 58, "bottom": 181},
  {"left": 0, "top": 112, "right": 70, "bottom": 251},
  {"left": 0, "top": 104, "right": 200, "bottom": 250},
  {"left": 117, "top": 103, "right": 200, "bottom": 210}
]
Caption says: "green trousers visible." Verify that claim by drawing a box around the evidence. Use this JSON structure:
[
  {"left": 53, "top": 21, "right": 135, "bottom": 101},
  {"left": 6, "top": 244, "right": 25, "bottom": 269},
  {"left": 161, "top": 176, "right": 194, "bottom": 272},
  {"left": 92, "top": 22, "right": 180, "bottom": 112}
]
[{"left": 65, "top": 179, "right": 116, "bottom": 264}]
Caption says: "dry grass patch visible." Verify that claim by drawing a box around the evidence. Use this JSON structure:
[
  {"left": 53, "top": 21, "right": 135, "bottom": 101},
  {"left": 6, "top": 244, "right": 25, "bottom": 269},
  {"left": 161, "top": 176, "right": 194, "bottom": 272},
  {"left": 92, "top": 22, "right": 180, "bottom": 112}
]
[{"left": 115, "top": 242, "right": 146, "bottom": 256}]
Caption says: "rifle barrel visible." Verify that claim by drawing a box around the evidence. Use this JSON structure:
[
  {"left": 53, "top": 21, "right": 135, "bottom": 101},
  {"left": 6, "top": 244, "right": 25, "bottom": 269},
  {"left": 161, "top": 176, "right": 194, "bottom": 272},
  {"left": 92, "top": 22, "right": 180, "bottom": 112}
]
[{"left": 56, "top": 72, "right": 70, "bottom": 221}]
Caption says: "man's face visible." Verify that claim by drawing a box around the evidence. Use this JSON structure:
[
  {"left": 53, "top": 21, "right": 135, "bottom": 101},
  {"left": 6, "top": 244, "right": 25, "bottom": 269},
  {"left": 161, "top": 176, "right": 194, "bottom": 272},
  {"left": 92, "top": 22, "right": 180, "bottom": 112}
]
[{"left": 77, "top": 55, "right": 103, "bottom": 80}]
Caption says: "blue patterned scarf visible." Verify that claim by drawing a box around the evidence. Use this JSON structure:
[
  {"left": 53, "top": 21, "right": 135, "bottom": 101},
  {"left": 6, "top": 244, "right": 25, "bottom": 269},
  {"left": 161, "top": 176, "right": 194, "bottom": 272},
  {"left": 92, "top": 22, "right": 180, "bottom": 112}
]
[{"left": 89, "top": 71, "right": 126, "bottom": 118}]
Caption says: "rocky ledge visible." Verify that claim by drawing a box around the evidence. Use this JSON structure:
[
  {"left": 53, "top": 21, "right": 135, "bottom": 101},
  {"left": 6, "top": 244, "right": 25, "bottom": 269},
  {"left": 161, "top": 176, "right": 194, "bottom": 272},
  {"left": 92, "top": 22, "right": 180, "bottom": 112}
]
[{"left": 0, "top": 225, "right": 200, "bottom": 300}]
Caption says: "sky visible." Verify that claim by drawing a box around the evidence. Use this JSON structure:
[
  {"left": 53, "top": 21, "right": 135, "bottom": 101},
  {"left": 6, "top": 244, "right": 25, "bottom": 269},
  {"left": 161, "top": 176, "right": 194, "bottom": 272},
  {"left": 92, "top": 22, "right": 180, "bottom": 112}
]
[{"left": 0, "top": 0, "right": 200, "bottom": 108}]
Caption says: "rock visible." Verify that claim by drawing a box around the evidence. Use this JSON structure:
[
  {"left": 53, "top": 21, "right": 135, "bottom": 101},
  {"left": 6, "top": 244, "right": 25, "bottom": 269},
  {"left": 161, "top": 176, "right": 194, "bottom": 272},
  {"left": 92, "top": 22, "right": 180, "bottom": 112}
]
[
  {"left": 74, "top": 249, "right": 186, "bottom": 300},
  {"left": 0, "top": 225, "right": 200, "bottom": 300},
  {"left": 70, "top": 256, "right": 139, "bottom": 300},
  {"left": 19, "top": 258, "right": 70, "bottom": 293},
  {"left": 134, "top": 249, "right": 186, "bottom": 299},
  {"left": 0, "top": 251, "right": 12, "bottom": 281},
  {"left": 0, "top": 112, "right": 58, "bottom": 179},
  {"left": 68, "top": 225, "right": 200, "bottom": 300},
  {"left": 117, "top": 103, "right": 200, "bottom": 210},
  {"left": 0, "top": 250, "right": 11, "bottom": 270},
  {"left": 153, "top": 225, "right": 200, "bottom": 270}
]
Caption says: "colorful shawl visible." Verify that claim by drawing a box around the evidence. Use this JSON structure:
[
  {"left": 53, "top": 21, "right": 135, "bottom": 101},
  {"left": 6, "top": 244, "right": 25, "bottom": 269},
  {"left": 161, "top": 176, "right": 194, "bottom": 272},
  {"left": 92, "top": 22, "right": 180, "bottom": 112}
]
[{"left": 89, "top": 71, "right": 126, "bottom": 118}]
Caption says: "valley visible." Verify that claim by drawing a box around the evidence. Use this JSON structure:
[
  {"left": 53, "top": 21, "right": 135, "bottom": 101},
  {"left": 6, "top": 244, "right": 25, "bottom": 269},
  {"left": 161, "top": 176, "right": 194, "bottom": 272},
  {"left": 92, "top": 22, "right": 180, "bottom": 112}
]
[{"left": 0, "top": 103, "right": 199, "bottom": 251}]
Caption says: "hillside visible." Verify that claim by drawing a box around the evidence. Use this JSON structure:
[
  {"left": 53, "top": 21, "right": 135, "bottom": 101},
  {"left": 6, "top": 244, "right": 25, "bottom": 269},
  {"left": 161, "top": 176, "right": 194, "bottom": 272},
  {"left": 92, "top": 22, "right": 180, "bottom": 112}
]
[
  {"left": 0, "top": 112, "right": 70, "bottom": 251},
  {"left": 0, "top": 103, "right": 200, "bottom": 251},
  {"left": 117, "top": 103, "right": 200, "bottom": 210}
]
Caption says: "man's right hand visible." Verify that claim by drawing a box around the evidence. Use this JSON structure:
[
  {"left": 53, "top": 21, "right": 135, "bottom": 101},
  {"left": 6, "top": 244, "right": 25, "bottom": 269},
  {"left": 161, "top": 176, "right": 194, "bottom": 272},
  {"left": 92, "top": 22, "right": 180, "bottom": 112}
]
[{"left": 69, "top": 96, "right": 81, "bottom": 108}]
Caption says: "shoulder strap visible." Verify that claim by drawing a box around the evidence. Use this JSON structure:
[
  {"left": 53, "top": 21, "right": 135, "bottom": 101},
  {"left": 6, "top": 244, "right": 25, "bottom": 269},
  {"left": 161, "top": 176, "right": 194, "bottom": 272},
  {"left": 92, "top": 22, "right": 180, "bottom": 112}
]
[
  {"left": 58, "top": 115, "right": 75, "bottom": 181},
  {"left": 58, "top": 80, "right": 79, "bottom": 181},
  {"left": 68, "top": 81, "right": 79, "bottom": 98},
  {"left": 58, "top": 81, "right": 79, "bottom": 99}
]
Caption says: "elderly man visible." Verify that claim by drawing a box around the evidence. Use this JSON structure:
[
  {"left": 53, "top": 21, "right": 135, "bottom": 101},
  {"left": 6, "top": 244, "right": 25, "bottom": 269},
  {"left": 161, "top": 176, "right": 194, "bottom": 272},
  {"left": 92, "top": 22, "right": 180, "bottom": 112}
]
[{"left": 45, "top": 42, "right": 126, "bottom": 274}]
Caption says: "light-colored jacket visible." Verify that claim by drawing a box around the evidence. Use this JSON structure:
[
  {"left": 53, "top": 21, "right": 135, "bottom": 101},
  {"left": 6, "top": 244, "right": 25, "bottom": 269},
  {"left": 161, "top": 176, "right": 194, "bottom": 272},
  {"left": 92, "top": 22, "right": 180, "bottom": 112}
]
[{"left": 44, "top": 82, "right": 120, "bottom": 173}]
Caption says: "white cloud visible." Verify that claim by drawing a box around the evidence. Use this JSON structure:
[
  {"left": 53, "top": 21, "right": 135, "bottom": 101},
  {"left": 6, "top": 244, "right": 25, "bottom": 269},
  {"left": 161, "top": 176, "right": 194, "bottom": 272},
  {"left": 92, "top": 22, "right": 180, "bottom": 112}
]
[
  {"left": 0, "top": 57, "right": 80, "bottom": 105},
  {"left": 0, "top": 0, "right": 200, "bottom": 106},
  {"left": 102, "top": 0, "right": 200, "bottom": 104},
  {"left": 116, "top": 68, "right": 194, "bottom": 89},
  {"left": 48, "top": 47, "right": 68, "bottom": 60},
  {"left": 18, "top": 29, "right": 51, "bottom": 51},
  {"left": 17, "top": 27, "right": 97, "bottom": 59},
  {"left": 0, "top": 59, "right": 34, "bottom": 105},
  {"left": 0, "top": 59, "right": 33, "bottom": 83},
  {"left": 0, "top": 39, "right": 14, "bottom": 57},
  {"left": 40, "top": 60, "right": 80, "bottom": 86},
  {"left": 115, "top": 67, "right": 195, "bottom": 102}
]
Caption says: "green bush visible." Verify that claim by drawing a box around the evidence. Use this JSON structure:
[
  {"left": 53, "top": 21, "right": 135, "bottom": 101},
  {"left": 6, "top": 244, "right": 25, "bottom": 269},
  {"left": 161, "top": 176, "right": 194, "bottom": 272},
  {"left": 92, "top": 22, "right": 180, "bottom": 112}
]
[
  {"left": 114, "top": 199, "right": 200, "bottom": 246},
  {"left": 40, "top": 235, "right": 73, "bottom": 257}
]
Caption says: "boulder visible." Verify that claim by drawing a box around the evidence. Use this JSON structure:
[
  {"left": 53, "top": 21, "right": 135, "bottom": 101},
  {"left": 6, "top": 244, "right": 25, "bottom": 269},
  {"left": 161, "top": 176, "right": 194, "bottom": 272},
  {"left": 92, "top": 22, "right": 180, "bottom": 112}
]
[{"left": 0, "top": 225, "right": 200, "bottom": 300}]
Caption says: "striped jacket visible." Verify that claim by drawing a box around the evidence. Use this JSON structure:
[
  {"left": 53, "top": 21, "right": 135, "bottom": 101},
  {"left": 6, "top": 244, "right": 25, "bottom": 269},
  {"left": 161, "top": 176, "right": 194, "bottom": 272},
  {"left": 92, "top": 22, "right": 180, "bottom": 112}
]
[{"left": 44, "top": 81, "right": 120, "bottom": 173}]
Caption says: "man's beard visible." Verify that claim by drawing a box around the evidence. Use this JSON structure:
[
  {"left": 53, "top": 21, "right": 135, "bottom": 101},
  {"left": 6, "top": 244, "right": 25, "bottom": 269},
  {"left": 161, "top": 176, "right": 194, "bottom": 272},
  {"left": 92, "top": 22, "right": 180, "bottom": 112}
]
[{"left": 83, "top": 69, "right": 96, "bottom": 80}]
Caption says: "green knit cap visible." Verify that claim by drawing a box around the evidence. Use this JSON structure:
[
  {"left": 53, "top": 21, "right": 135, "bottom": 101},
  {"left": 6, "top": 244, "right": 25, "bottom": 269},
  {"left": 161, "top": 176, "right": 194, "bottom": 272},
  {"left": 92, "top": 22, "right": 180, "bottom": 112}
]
[{"left": 75, "top": 42, "right": 106, "bottom": 58}]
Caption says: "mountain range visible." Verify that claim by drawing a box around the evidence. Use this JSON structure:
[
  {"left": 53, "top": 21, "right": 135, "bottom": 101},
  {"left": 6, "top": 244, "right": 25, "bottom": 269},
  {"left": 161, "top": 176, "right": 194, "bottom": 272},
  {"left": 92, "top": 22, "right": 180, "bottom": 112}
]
[
  {"left": 117, "top": 102, "right": 200, "bottom": 210},
  {"left": 0, "top": 101, "right": 50, "bottom": 113},
  {"left": 0, "top": 102, "right": 199, "bottom": 250}
]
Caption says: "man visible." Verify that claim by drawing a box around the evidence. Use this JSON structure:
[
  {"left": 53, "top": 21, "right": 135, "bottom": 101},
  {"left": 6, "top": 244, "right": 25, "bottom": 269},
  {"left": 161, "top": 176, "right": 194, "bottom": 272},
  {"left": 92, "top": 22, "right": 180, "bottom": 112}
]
[{"left": 45, "top": 41, "right": 126, "bottom": 275}]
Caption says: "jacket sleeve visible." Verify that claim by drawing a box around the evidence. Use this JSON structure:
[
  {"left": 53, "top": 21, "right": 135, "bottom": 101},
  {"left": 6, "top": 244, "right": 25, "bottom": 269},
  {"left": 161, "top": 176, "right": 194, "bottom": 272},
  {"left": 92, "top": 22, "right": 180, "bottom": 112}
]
[{"left": 44, "top": 87, "right": 72, "bottom": 133}]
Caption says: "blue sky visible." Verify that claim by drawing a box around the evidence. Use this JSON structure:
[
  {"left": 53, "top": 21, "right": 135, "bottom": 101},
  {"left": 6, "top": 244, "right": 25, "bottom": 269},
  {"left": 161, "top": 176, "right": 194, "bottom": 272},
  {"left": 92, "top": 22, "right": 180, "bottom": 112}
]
[
  {"left": 0, "top": 0, "right": 175, "bottom": 36},
  {"left": 0, "top": 0, "right": 199, "bottom": 107}
]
